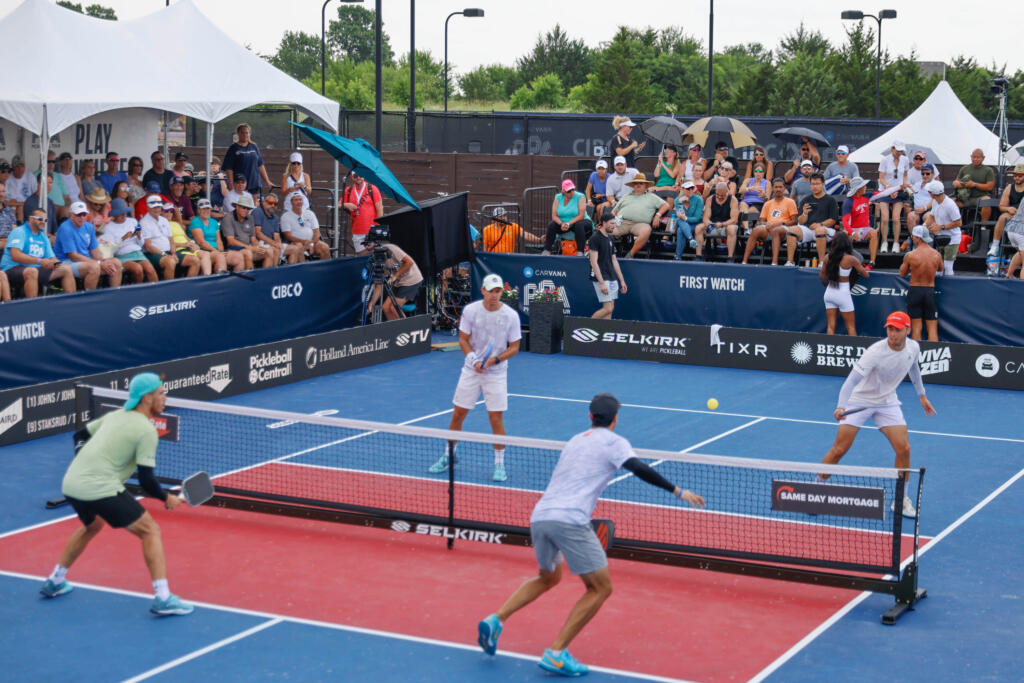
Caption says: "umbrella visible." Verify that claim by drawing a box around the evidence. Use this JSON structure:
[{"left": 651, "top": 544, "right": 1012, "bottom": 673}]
[
  {"left": 682, "top": 116, "right": 757, "bottom": 150},
  {"left": 290, "top": 121, "right": 420, "bottom": 210},
  {"left": 772, "top": 126, "right": 831, "bottom": 148},
  {"left": 880, "top": 143, "right": 943, "bottom": 165},
  {"left": 638, "top": 116, "right": 688, "bottom": 147}
]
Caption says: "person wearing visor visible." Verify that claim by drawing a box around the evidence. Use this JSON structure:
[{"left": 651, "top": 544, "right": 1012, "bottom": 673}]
[{"left": 40, "top": 373, "right": 194, "bottom": 616}]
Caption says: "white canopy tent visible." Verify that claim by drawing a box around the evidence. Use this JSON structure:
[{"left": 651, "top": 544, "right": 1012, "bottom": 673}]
[
  {"left": 1006, "top": 140, "right": 1023, "bottom": 166},
  {"left": 0, "top": 0, "right": 341, "bottom": 241},
  {"left": 849, "top": 81, "right": 1001, "bottom": 166}
]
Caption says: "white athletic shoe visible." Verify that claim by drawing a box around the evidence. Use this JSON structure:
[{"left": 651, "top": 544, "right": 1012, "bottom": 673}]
[
  {"left": 988, "top": 245, "right": 999, "bottom": 256},
  {"left": 891, "top": 496, "right": 916, "bottom": 518},
  {"left": 879, "top": 242, "right": 889, "bottom": 253}
]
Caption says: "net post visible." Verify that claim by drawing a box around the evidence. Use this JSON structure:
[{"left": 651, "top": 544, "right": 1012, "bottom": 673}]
[
  {"left": 446, "top": 440, "right": 455, "bottom": 550},
  {"left": 74, "top": 384, "right": 93, "bottom": 432},
  {"left": 891, "top": 473, "right": 905, "bottom": 573}
]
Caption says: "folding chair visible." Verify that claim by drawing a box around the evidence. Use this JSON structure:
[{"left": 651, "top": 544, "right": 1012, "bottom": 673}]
[{"left": 968, "top": 197, "right": 1002, "bottom": 253}]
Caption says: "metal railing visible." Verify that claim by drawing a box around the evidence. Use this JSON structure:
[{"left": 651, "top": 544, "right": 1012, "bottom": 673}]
[{"left": 520, "top": 185, "right": 558, "bottom": 248}]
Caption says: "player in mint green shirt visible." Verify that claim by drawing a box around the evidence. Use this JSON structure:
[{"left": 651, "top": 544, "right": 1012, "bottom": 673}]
[{"left": 40, "top": 373, "right": 194, "bottom": 616}]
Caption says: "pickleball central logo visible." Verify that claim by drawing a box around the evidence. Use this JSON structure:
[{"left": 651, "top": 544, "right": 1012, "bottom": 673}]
[{"left": 305, "top": 346, "right": 318, "bottom": 370}]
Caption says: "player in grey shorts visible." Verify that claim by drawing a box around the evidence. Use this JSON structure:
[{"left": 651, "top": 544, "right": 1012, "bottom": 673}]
[{"left": 476, "top": 393, "right": 705, "bottom": 676}]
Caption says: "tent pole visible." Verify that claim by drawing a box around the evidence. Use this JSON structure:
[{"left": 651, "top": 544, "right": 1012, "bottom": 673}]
[
  {"left": 206, "top": 122, "right": 214, "bottom": 201},
  {"left": 162, "top": 112, "right": 169, "bottom": 167},
  {"left": 333, "top": 160, "right": 340, "bottom": 256},
  {"left": 39, "top": 109, "right": 49, "bottom": 206}
]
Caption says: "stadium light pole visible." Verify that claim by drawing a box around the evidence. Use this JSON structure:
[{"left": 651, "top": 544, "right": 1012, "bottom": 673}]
[
  {"left": 321, "top": 0, "right": 365, "bottom": 96},
  {"left": 408, "top": 0, "right": 416, "bottom": 152},
  {"left": 375, "top": 0, "right": 383, "bottom": 151},
  {"left": 841, "top": 9, "right": 897, "bottom": 120},
  {"left": 444, "top": 9, "right": 485, "bottom": 114}
]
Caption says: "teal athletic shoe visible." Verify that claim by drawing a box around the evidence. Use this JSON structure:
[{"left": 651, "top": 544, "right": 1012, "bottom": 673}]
[
  {"left": 428, "top": 454, "right": 456, "bottom": 474},
  {"left": 538, "top": 649, "right": 589, "bottom": 677},
  {"left": 492, "top": 464, "right": 507, "bottom": 482},
  {"left": 477, "top": 613, "right": 503, "bottom": 655},
  {"left": 39, "top": 579, "right": 73, "bottom": 598},
  {"left": 150, "top": 594, "right": 194, "bottom": 616}
]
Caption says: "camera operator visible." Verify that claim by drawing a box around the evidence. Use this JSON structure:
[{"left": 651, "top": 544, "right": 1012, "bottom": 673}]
[{"left": 364, "top": 224, "right": 423, "bottom": 321}]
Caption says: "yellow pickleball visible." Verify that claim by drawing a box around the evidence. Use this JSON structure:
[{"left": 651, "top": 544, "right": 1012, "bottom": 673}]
[{"left": 707, "top": 398, "right": 719, "bottom": 410}]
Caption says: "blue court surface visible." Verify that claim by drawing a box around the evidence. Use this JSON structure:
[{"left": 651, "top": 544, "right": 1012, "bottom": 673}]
[{"left": 1, "top": 343, "right": 1021, "bottom": 681}]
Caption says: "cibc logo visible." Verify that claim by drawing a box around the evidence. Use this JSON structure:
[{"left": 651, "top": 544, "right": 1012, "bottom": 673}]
[{"left": 271, "top": 282, "right": 303, "bottom": 300}]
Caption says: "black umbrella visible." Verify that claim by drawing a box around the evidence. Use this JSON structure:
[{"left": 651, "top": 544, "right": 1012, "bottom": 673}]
[
  {"left": 773, "top": 126, "right": 831, "bottom": 148},
  {"left": 638, "top": 116, "right": 688, "bottom": 147}
]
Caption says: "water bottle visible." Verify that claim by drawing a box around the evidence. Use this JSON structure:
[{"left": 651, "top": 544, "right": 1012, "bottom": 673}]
[{"left": 986, "top": 255, "right": 1000, "bottom": 277}]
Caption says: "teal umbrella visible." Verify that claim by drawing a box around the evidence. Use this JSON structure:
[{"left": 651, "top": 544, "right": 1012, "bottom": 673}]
[{"left": 290, "top": 121, "right": 421, "bottom": 211}]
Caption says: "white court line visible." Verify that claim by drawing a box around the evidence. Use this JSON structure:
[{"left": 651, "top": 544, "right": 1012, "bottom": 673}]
[
  {"left": 267, "top": 409, "right": 338, "bottom": 429},
  {"left": 509, "top": 393, "right": 1024, "bottom": 444},
  {"left": 0, "top": 569, "right": 690, "bottom": 683},
  {"left": 121, "top": 618, "right": 283, "bottom": 683},
  {"left": 749, "top": 464, "right": 1024, "bottom": 682},
  {"left": 608, "top": 417, "right": 766, "bottom": 486}
]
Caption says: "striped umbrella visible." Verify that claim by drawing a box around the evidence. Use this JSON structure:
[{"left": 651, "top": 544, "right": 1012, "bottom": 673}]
[{"left": 683, "top": 116, "right": 757, "bottom": 149}]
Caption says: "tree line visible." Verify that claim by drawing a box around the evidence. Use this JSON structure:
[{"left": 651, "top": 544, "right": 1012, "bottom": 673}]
[{"left": 268, "top": 7, "right": 1023, "bottom": 123}]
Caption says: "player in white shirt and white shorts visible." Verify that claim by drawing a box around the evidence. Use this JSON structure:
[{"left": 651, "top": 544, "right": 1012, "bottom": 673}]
[
  {"left": 819, "top": 311, "right": 936, "bottom": 516},
  {"left": 475, "top": 393, "right": 704, "bottom": 676},
  {"left": 429, "top": 273, "right": 522, "bottom": 482}
]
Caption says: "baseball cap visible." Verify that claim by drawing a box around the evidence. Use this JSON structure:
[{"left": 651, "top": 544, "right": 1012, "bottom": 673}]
[
  {"left": 800, "top": 159, "right": 814, "bottom": 167},
  {"left": 11, "top": 155, "right": 24, "bottom": 166},
  {"left": 925, "top": 180, "right": 945, "bottom": 195},
  {"left": 561, "top": 178, "right": 576, "bottom": 191},
  {"left": 836, "top": 145, "right": 850, "bottom": 154},
  {"left": 921, "top": 163, "right": 936, "bottom": 172},
  {"left": 234, "top": 195, "right": 255, "bottom": 209},
  {"left": 145, "top": 181, "right": 161, "bottom": 193},
  {"left": 58, "top": 152, "right": 73, "bottom": 161},
  {"left": 69, "top": 201, "right": 88, "bottom": 215},
  {"left": 613, "top": 155, "right": 627, "bottom": 166},
  {"left": 0, "top": 161, "right": 10, "bottom": 173},
  {"left": 911, "top": 225, "right": 932, "bottom": 243},
  {"left": 124, "top": 372, "right": 163, "bottom": 410},
  {"left": 715, "top": 141, "right": 729, "bottom": 150},
  {"left": 175, "top": 152, "right": 188, "bottom": 161},
  {"left": 482, "top": 273, "right": 503, "bottom": 291},
  {"left": 681, "top": 179, "right": 696, "bottom": 189},
  {"left": 233, "top": 172, "right": 247, "bottom": 183},
  {"left": 161, "top": 201, "right": 174, "bottom": 211},
  {"left": 170, "top": 175, "right": 184, "bottom": 185},
  {"left": 146, "top": 194, "right": 163, "bottom": 207},
  {"left": 595, "top": 159, "right": 608, "bottom": 169},
  {"left": 589, "top": 392, "right": 621, "bottom": 423},
  {"left": 109, "top": 198, "right": 130, "bottom": 216},
  {"left": 884, "top": 311, "right": 911, "bottom": 330},
  {"left": 106, "top": 151, "right": 119, "bottom": 160},
  {"left": 688, "top": 143, "right": 702, "bottom": 151},
  {"left": 197, "top": 198, "right": 212, "bottom": 209},
  {"left": 892, "top": 141, "right": 907, "bottom": 152},
  {"left": 289, "top": 151, "right": 303, "bottom": 164}
]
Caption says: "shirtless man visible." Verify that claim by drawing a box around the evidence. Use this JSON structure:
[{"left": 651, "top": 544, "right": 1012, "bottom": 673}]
[{"left": 899, "top": 225, "right": 943, "bottom": 342}]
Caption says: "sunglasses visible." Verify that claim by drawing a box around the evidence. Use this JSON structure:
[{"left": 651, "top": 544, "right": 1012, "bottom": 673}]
[
  {"left": 47, "top": 159, "right": 55, "bottom": 163},
  {"left": 922, "top": 172, "right": 933, "bottom": 175},
  {"left": 754, "top": 168, "right": 765, "bottom": 173},
  {"left": 30, "top": 215, "right": 47, "bottom": 222},
  {"left": 837, "top": 151, "right": 847, "bottom": 155},
  {"left": 913, "top": 156, "right": 924, "bottom": 161},
  {"left": 265, "top": 201, "right": 278, "bottom": 207}
]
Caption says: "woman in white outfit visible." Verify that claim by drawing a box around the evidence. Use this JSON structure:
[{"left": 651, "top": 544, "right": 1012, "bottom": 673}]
[
  {"left": 820, "top": 231, "right": 870, "bottom": 335},
  {"left": 280, "top": 151, "right": 312, "bottom": 212}
]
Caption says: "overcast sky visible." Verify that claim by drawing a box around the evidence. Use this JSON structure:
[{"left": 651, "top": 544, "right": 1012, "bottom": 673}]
[{"left": 13, "top": 1, "right": 1024, "bottom": 80}]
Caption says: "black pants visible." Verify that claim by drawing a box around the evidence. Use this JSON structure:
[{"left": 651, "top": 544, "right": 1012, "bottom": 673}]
[{"left": 545, "top": 220, "right": 590, "bottom": 253}]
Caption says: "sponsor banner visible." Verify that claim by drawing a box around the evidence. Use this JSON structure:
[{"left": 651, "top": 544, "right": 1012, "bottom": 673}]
[
  {"left": 474, "top": 253, "right": 1024, "bottom": 347},
  {"left": 0, "top": 315, "right": 431, "bottom": 446},
  {"left": 0, "top": 258, "right": 367, "bottom": 390},
  {"left": 772, "top": 480, "right": 886, "bottom": 520},
  {"left": 389, "top": 520, "right": 509, "bottom": 545},
  {"left": 564, "top": 317, "right": 1024, "bottom": 391}
]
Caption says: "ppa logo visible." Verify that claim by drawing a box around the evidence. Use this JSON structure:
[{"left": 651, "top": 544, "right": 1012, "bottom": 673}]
[
  {"left": 271, "top": 282, "right": 303, "bottom": 299},
  {"left": 571, "top": 328, "right": 600, "bottom": 343}
]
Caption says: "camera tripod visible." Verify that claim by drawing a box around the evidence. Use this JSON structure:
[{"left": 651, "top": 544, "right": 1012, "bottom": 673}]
[{"left": 361, "top": 247, "right": 404, "bottom": 325}]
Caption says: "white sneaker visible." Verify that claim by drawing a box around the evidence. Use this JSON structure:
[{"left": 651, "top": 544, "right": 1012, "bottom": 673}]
[
  {"left": 891, "top": 497, "right": 916, "bottom": 518},
  {"left": 988, "top": 246, "right": 999, "bottom": 256},
  {"left": 784, "top": 261, "right": 796, "bottom": 267},
  {"left": 879, "top": 242, "right": 889, "bottom": 253}
]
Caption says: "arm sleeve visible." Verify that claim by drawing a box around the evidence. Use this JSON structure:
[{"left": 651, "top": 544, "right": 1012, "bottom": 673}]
[
  {"left": 907, "top": 358, "right": 926, "bottom": 396},
  {"left": 136, "top": 465, "right": 167, "bottom": 501},
  {"left": 622, "top": 458, "right": 676, "bottom": 494},
  {"left": 837, "top": 367, "right": 866, "bottom": 408}
]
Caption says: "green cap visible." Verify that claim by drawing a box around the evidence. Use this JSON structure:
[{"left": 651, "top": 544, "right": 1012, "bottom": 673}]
[{"left": 124, "top": 372, "right": 163, "bottom": 410}]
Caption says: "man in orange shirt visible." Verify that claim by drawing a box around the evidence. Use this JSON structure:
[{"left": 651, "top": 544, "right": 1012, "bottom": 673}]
[
  {"left": 742, "top": 178, "right": 796, "bottom": 265},
  {"left": 481, "top": 208, "right": 541, "bottom": 253},
  {"left": 341, "top": 171, "right": 383, "bottom": 254}
]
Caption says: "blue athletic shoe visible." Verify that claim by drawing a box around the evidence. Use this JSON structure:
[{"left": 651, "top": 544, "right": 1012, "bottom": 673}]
[
  {"left": 538, "top": 649, "right": 589, "bottom": 677},
  {"left": 150, "top": 594, "right": 194, "bottom": 616},
  {"left": 492, "top": 464, "right": 507, "bottom": 482},
  {"left": 477, "top": 613, "right": 503, "bottom": 655},
  {"left": 428, "top": 454, "right": 456, "bottom": 474},
  {"left": 39, "top": 579, "right": 73, "bottom": 598}
]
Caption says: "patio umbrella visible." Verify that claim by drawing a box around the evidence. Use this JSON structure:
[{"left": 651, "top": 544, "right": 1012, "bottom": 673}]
[
  {"left": 772, "top": 126, "right": 831, "bottom": 148},
  {"left": 290, "top": 121, "right": 421, "bottom": 210},
  {"left": 682, "top": 116, "right": 757, "bottom": 149},
  {"left": 638, "top": 116, "right": 689, "bottom": 147}
]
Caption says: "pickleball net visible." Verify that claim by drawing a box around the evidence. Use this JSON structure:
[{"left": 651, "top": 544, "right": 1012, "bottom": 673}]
[{"left": 80, "top": 385, "right": 923, "bottom": 580}]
